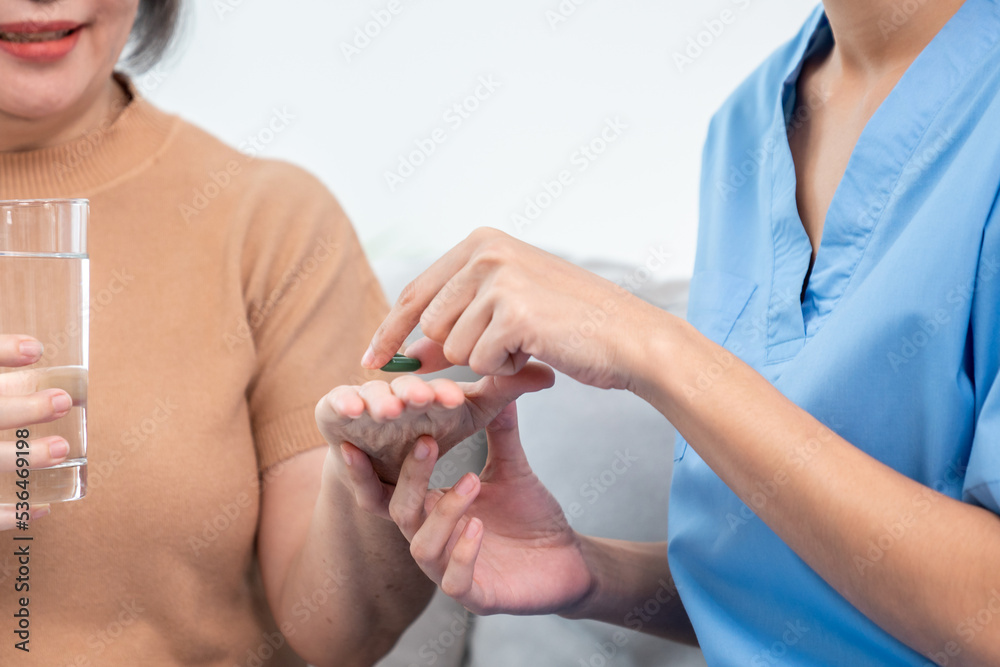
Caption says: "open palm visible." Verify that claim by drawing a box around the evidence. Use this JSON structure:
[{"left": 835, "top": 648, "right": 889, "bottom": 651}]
[{"left": 399, "top": 404, "right": 593, "bottom": 617}]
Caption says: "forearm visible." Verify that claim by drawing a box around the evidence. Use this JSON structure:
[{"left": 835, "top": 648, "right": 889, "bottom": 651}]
[
  {"left": 277, "top": 450, "right": 434, "bottom": 667},
  {"left": 633, "top": 314, "right": 1000, "bottom": 664},
  {"left": 562, "top": 536, "right": 697, "bottom": 645}
]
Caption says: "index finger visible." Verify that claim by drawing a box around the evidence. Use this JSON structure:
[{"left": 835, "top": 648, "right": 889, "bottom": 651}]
[{"left": 362, "top": 229, "right": 496, "bottom": 370}]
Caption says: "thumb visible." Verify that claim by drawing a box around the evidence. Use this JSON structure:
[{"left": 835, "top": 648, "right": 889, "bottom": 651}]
[
  {"left": 482, "top": 402, "right": 530, "bottom": 473},
  {"left": 466, "top": 362, "right": 556, "bottom": 424}
]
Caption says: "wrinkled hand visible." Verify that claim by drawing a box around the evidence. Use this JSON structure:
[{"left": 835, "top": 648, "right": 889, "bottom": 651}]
[
  {"left": 315, "top": 362, "right": 555, "bottom": 483},
  {"left": 361, "top": 227, "right": 668, "bottom": 392},
  {"left": 338, "top": 402, "right": 593, "bottom": 616},
  {"left": 0, "top": 336, "right": 81, "bottom": 531}
]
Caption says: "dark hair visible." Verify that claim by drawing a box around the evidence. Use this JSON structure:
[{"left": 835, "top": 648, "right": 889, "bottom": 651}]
[{"left": 122, "top": 0, "right": 182, "bottom": 72}]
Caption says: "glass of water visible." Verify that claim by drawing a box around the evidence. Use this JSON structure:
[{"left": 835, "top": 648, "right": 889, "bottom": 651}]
[{"left": 0, "top": 199, "right": 89, "bottom": 504}]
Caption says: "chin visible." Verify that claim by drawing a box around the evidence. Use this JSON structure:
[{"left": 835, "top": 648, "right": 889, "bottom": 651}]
[{"left": 0, "top": 60, "right": 107, "bottom": 122}]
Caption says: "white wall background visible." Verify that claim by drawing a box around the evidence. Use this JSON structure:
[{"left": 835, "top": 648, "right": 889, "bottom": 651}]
[{"left": 143, "top": 0, "right": 818, "bottom": 281}]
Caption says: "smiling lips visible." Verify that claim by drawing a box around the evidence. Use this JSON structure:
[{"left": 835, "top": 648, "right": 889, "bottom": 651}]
[{"left": 0, "top": 21, "right": 84, "bottom": 62}]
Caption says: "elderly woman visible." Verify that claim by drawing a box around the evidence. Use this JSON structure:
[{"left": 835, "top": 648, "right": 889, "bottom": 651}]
[
  {"left": 0, "top": 1, "right": 551, "bottom": 665},
  {"left": 335, "top": 0, "right": 1000, "bottom": 664}
]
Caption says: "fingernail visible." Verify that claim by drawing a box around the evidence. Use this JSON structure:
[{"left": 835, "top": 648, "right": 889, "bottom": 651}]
[
  {"left": 19, "top": 340, "right": 43, "bottom": 359},
  {"left": 30, "top": 505, "right": 50, "bottom": 520},
  {"left": 465, "top": 518, "right": 482, "bottom": 539},
  {"left": 50, "top": 391, "right": 72, "bottom": 416},
  {"left": 414, "top": 440, "right": 430, "bottom": 461},
  {"left": 455, "top": 474, "right": 476, "bottom": 496},
  {"left": 339, "top": 444, "right": 353, "bottom": 466},
  {"left": 48, "top": 439, "right": 69, "bottom": 459},
  {"left": 361, "top": 345, "right": 375, "bottom": 368}
]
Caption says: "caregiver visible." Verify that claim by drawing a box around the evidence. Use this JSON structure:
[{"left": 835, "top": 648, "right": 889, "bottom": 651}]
[{"left": 336, "top": 0, "right": 1000, "bottom": 664}]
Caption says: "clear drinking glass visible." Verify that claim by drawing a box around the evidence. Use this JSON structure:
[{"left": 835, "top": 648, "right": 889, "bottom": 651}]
[{"left": 0, "top": 199, "right": 89, "bottom": 504}]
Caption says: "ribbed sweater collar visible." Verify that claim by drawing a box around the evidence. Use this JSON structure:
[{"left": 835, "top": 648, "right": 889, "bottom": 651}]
[{"left": 0, "top": 75, "right": 178, "bottom": 199}]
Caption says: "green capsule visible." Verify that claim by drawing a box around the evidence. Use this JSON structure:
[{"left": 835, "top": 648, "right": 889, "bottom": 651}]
[{"left": 381, "top": 353, "right": 422, "bottom": 373}]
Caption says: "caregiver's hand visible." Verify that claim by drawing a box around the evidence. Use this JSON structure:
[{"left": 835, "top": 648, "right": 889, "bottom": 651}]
[
  {"left": 0, "top": 335, "right": 79, "bottom": 531},
  {"left": 316, "top": 362, "right": 555, "bottom": 483},
  {"left": 338, "top": 402, "right": 594, "bottom": 616},
  {"left": 361, "top": 228, "right": 666, "bottom": 391}
]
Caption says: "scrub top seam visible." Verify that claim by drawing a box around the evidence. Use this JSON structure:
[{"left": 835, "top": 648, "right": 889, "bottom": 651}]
[
  {"left": 768, "top": 146, "right": 779, "bottom": 361},
  {"left": 767, "top": 13, "right": 829, "bottom": 362},
  {"left": 974, "top": 186, "right": 1000, "bottom": 294},
  {"left": 965, "top": 479, "right": 1000, "bottom": 498},
  {"left": 767, "top": 97, "right": 805, "bottom": 362},
  {"left": 970, "top": 183, "right": 1000, "bottom": 419},
  {"left": 824, "top": 33, "right": 1000, "bottom": 333}
]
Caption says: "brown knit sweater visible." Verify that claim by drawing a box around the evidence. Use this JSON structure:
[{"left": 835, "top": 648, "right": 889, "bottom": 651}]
[{"left": 0, "top": 78, "right": 388, "bottom": 665}]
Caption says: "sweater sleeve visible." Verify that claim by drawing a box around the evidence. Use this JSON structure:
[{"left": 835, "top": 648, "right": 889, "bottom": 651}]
[{"left": 237, "top": 161, "right": 390, "bottom": 471}]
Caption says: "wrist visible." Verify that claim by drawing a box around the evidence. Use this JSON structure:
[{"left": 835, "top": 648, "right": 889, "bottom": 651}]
[
  {"left": 559, "top": 537, "right": 687, "bottom": 641},
  {"left": 322, "top": 443, "right": 353, "bottom": 489},
  {"left": 558, "top": 534, "right": 613, "bottom": 621},
  {"left": 623, "top": 308, "right": 691, "bottom": 406},
  {"left": 320, "top": 446, "right": 399, "bottom": 528}
]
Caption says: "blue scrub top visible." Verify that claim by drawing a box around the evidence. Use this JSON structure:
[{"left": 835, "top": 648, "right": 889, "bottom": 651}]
[{"left": 668, "top": 1, "right": 1000, "bottom": 664}]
